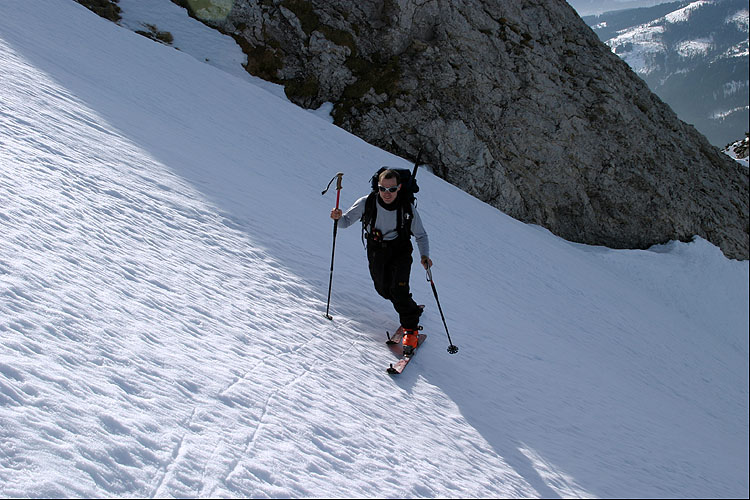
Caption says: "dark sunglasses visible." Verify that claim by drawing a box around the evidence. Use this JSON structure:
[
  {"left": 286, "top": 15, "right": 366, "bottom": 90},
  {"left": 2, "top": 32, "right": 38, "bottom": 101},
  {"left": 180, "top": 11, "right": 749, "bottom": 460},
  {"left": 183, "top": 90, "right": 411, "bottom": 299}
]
[{"left": 378, "top": 185, "right": 399, "bottom": 193}]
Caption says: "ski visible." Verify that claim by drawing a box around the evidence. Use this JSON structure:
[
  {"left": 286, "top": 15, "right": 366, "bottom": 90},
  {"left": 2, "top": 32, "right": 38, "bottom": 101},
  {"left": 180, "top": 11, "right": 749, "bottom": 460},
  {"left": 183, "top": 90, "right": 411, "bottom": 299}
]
[{"left": 387, "top": 333, "right": 426, "bottom": 374}]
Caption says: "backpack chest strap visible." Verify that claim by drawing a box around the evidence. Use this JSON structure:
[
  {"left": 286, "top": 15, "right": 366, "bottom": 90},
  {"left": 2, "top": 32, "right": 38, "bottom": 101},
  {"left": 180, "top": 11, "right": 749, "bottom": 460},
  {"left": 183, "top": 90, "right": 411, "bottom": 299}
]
[{"left": 361, "top": 193, "right": 412, "bottom": 243}]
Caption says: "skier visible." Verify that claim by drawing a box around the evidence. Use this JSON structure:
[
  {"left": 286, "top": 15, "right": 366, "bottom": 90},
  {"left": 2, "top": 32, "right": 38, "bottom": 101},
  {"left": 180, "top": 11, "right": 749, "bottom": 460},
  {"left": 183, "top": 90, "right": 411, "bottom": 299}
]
[{"left": 330, "top": 168, "right": 432, "bottom": 355}]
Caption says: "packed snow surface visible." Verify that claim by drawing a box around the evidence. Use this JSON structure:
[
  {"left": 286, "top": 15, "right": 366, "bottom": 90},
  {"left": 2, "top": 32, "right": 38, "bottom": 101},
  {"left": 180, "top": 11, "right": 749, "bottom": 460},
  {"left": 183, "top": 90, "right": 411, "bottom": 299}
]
[{"left": 1, "top": 1, "right": 748, "bottom": 498}]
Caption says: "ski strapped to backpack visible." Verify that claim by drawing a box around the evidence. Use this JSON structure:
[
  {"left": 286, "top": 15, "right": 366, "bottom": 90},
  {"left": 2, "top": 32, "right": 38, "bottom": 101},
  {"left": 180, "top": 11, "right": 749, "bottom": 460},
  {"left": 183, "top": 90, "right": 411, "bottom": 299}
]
[{"left": 361, "top": 149, "right": 423, "bottom": 245}]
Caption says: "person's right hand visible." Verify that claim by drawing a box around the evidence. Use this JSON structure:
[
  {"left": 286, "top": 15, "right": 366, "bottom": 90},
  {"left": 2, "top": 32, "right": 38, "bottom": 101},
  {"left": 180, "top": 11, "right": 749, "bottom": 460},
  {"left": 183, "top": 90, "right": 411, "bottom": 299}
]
[{"left": 330, "top": 208, "right": 342, "bottom": 220}]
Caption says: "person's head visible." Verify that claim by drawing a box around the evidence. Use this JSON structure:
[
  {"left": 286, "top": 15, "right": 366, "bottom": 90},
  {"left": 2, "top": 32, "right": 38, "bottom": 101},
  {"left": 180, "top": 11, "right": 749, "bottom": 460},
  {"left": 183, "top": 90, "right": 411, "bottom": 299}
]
[{"left": 377, "top": 169, "right": 401, "bottom": 204}]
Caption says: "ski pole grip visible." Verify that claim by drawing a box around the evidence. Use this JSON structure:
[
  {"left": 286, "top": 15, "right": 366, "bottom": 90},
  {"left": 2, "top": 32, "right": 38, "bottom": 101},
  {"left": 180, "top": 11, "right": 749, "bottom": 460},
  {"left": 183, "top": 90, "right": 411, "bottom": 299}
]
[
  {"left": 322, "top": 172, "right": 344, "bottom": 196},
  {"left": 335, "top": 173, "right": 343, "bottom": 209}
]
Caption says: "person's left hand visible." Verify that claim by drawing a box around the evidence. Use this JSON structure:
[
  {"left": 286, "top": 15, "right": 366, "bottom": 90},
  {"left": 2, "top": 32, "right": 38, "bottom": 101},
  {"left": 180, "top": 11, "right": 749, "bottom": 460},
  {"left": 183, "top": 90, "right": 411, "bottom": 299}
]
[{"left": 421, "top": 256, "right": 433, "bottom": 270}]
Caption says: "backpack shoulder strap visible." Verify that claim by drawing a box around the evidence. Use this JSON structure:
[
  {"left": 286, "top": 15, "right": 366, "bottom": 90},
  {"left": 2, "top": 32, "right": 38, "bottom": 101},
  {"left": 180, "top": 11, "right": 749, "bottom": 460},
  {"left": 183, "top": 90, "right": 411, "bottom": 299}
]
[
  {"left": 362, "top": 192, "right": 414, "bottom": 243},
  {"left": 399, "top": 198, "right": 414, "bottom": 237},
  {"left": 361, "top": 191, "right": 378, "bottom": 245}
]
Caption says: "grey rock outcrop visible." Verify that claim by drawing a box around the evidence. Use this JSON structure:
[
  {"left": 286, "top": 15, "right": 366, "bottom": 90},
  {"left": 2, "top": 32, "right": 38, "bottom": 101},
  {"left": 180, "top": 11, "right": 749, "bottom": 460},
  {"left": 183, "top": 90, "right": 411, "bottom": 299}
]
[{"left": 195, "top": 0, "right": 749, "bottom": 259}]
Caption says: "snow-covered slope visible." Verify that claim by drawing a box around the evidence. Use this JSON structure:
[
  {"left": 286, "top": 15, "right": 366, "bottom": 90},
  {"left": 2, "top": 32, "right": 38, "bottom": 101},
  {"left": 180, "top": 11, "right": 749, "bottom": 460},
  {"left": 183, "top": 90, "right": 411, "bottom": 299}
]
[
  {"left": 585, "top": 0, "right": 749, "bottom": 147},
  {"left": 723, "top": 134, "right": 749, "bottom": 167},
  {"left": 1, "top": 1, "right": 748, "bottom": 498}
]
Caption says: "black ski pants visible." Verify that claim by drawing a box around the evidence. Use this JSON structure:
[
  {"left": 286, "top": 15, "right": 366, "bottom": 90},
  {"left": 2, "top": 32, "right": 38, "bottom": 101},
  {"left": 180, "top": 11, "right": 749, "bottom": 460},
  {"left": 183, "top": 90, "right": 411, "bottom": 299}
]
[{"left": 367, "top": 238, "right": 422, "bottom": 330}]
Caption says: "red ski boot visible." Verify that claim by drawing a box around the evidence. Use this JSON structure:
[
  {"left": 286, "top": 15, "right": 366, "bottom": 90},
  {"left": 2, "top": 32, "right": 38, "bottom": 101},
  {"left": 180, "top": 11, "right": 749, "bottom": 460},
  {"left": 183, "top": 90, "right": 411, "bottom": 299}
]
[{"left": 401, "top": 328, "right": 419, "bottom": 356}]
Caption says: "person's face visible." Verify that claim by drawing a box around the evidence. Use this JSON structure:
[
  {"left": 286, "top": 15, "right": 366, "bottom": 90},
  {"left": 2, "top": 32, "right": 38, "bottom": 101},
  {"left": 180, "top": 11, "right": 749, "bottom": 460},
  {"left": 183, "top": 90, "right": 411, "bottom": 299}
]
[{"left": 378, "top": 176, "right": 400, "bottom": 204}]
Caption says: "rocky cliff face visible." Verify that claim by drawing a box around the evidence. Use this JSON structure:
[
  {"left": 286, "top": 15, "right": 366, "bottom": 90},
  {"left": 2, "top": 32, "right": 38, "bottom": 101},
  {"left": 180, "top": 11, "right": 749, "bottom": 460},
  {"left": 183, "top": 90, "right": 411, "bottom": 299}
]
[{"left": 188, "top": 0, "right": 749, "bottom": 259}]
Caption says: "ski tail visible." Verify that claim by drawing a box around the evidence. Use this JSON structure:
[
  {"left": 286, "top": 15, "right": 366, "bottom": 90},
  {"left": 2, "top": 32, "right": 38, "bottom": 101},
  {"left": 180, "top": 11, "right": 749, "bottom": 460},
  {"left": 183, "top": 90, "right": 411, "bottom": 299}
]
[{"left": 387, "top": 333, "right": 426, "bottom": 374}]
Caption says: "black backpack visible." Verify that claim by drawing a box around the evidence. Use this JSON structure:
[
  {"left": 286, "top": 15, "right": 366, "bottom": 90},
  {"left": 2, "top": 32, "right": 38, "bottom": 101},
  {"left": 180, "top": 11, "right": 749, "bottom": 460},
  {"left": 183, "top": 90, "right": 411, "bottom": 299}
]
[{"left": 361, "top": 161, "right": 421, "bottom": 244}]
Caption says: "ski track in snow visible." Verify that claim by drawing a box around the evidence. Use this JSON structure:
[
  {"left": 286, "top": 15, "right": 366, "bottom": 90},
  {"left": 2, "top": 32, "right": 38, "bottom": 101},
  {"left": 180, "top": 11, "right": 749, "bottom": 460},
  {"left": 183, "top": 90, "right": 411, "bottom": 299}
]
[{"left": 1, "top": 1, "right": 748, "bottom": 498}]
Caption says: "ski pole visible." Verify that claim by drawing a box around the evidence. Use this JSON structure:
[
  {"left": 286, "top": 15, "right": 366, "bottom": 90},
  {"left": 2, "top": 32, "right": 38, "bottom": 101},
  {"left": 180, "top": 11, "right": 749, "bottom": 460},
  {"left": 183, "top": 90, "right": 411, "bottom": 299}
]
[
  {"left": 426, "top": 267, "right": 459, "bottom": 354},
  {"left": 322, "top": 172, "right": 344, "bottom": 320},
  {"left": 410, "top": 148, "right": 423, "bottom": 190}
]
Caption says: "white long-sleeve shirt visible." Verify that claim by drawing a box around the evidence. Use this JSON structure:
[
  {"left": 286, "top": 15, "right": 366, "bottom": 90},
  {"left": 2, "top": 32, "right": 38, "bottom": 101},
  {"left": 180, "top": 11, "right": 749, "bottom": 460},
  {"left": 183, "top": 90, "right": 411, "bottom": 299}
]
[{"left": 338, "top": 195, "right": 430, "bottom": 258}]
